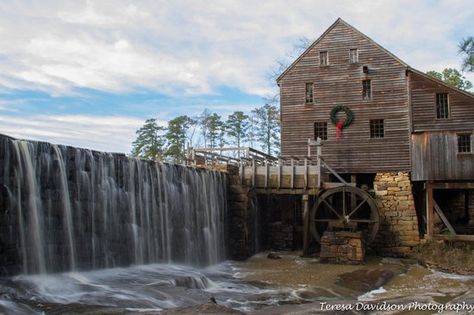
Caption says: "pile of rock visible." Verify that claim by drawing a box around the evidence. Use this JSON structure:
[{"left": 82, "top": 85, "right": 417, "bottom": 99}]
[{"left": 320, "top": 231, "right": 364, "bottom": 264}]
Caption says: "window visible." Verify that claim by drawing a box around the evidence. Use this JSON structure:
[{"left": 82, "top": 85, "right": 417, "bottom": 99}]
[
  {"left": 349, "top": 48, "right": 358, "bottom": 63},
  {"left": 305, "top": 83, "right": 313, "bottom": 103},
  {"left": 362, "top": 79, "right": 371, "bottom": 100},
  {"left": 370, "top": 119, "right": 384, "bottom": 138},
  {"left": 436, "top": 93, "right": 449, "bottom": 119},
  {"left": 458, "top": 134, "right": 472, "bottom": 153},
  {"left": 314, "top": 122, "right": 328, "bottom": 140},
  {"left": 320, "top": 51, "right": 328, "bottom": 66}
]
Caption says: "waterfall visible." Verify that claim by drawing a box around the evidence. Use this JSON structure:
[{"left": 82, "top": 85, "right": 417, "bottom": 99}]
[{"left": 0, "top": 134, "right": 227, "bottom": 275}]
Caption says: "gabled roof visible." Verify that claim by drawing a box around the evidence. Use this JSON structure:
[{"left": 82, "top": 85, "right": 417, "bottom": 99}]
[
  {"left": 276, "top": 18, "right": 408, "bottom": 83},
  {"left": 407, "top": 67, "right": 474, "bottom": 99},
  {"left": 276, "top": 18, "right": 474, "bottom": 100}
]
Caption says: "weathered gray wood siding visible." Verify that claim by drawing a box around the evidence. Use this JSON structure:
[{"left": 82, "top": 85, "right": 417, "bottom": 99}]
[
  {"left": 279, "top": 20, "right": 410, "bottom": 173},
  {"left": 411, "top": 132, "right": 474, "bottom": 181},
  {"left": 409, "top": 72, "right": 474, "bottom": 181},
  {"left": 410, "top": 71, "right": 474, "bottom": 132}
]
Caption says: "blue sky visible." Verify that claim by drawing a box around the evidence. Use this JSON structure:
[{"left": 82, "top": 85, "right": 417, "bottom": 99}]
[{"left": 0, "top": 0, "right": 473, "bottom": 153}]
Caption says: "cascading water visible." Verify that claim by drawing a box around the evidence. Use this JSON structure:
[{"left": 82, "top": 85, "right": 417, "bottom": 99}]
[{"left": 0, "top": 134, "right": 227, "bottom": 275}]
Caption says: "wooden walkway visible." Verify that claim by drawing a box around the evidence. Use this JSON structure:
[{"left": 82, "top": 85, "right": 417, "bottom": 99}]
[{"left": 190, "top": 140, "right": 351, "bottom": 195}]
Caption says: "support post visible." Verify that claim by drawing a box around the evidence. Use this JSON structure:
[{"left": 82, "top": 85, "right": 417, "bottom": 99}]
[
  {"left": 291, "top": 158, "right": 295, "bottom": 189},
  {"left": 426, "top": 181, "right": 434, "bottom": 240},
  {"left": 302, "top": 194, "right": 310, "bottom": 256},
  {"left": 316, "top": 144, "right": 322, "bottom": 188},
  {"left": 351, "top": 174, "right": 357, "bottom": 210},
  {"left": 304, "top": 158, "right": 308, "bottom": 189},
  {"left": 252, "top": 159, "right": 256, "bottom": 187},
  {"left": 277, "top": 158, "right": 282, "bottom": 189},
  {"left": 264, "top": 159, "right": 269, "bottom": 188}
]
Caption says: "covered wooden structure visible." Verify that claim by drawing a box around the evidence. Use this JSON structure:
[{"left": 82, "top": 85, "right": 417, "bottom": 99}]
[{"left": 277, "top": 18, "right": 474, "bottom": 243}]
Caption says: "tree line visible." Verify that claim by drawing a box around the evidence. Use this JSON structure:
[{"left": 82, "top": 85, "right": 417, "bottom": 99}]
[
  {"left": 131, "top": 104, "right": 280, "bottom": 163},
  {"left": 426, "top": 37, "right": 473, "bottom": 92},
  {"left": 131, "top": 36, "right": 474, "bottom": 163}
]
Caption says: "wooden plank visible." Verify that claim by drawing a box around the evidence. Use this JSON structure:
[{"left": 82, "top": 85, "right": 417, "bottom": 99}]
[
  {"left": 432, "top": 182, "right": 474, "bottom": 190},
  {"left": 434, "top": 234, "right": 474, "bottom": 242},
  {"left": 433, "top": 201, "right": 456, "bottom": 235},
  {"left": 426, "top": 181, "right": 434, "bottom": 239},
  {"left": 264, "top": 160, "right": 269, "bottom": 188},
  {"left": 302, "top": 195, "right": 310, "bottom": 256},
  {"left": 320, "top": 158, "right": 349, "bottom": 185},
  {"left": 255, "top": 188, "right": 320, "bottom": 195},
  {"left": 323, "top": 182, "right": 356, "bottom": 189},
  {"left": 291, "top": 159, "right": 295, "bottom": 189},
  {"left": 411, "top": 132, "right": 474, "bottom": 181},
  {"left": 252, "top": 159, "right": 256, "bottom": 187}
]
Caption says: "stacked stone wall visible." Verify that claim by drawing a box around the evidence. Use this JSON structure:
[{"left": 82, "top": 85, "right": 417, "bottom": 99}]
[
  {"left": 268, "top": 222, "right": 293, "bottom": 250},
  {"left": 226, "top": 166, "right": 257, "bottom": 260},
  {"left": 373, "top": 172, "right": 420, "bottom": 257},
  {"left": 320, "top": 231, "right": 364, "bottom": 264}
]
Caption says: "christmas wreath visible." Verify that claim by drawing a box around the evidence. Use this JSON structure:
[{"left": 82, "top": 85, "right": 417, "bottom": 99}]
[{"left": 330, "top": 105, "right": 354, "bottom": 128}]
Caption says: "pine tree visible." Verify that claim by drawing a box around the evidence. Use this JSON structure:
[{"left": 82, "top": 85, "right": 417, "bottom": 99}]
[
  {"left": 207, "top": 113, "right": 225, "bottom": 149},
  {"left": 252, "top": 104, "right": 280, "bottom": 156},
  {"left": 131, "top": 118, "right": 166, "bottom": 160},
  {"left": 459, "top": 37, "right": 474, "bottom": 72},
  {"left": 198, "top": 109, "right": 212, "bottom": 147},
  {"left": 164, "top": 115, "right": 193, "bottom": 163},
  {"left": 226, "top": 111, "right": 249, "bottom": 152}
]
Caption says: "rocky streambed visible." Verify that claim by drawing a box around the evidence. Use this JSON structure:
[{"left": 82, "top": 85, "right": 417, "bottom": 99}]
[{"left": 0, "top": 252, "right": 473, "bottom": 314}]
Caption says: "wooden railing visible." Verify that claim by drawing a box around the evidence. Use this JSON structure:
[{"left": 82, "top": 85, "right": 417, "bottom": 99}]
[{"left": 190, "top": 139, "right": 329, "bottom": 191}]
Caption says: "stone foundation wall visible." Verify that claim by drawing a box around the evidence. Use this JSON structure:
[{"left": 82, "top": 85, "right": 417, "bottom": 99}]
[
  {"left": 373, "top": 172, "right": 420, "bottom": 257},
  {"left": 268, "top": 222, "right": 293, "bottom": 250},
  {"left": 226, "top": 166, "right": 258, "bottom": 260}
]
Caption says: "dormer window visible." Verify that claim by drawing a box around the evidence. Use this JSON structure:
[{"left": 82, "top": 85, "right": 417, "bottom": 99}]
[
  {"left": 320, "top": 51, "right": 328, "bottom": 66},
  {"left": 349, "top": 48, "right": 358, "bottom": 63},
  {"left": 305, "top": 83, "right": 313, "bottom": 103}
]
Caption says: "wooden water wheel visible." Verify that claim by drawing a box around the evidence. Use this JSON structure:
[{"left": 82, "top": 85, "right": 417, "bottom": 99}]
[{"left": 310, "top": 185, "right": 380, "bottom": 243}]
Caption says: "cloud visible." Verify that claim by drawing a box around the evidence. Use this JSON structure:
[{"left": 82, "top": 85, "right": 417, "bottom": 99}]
[
  {"left": 0, "top": 114, "right": 148, "bottom": 153},
  {"left": 1, "top": 0, "right": 470, "bottom": 98}
]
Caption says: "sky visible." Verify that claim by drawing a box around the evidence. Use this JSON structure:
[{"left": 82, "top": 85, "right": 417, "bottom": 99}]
[{"left": 0, "top": 0, "right": 473, "bottom": 153}]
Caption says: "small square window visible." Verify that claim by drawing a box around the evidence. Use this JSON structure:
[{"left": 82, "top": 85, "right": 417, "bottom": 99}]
[
  {"left": 458, "top": 134, "right": 472, "bottom": 153},
  {"left": 314, "top": 122, "right": 328, "bottom": 140},
  {"left": 436, "top": 93, "right": 449, "bottom": 119},
  {"left": 370, "top": 119, "right": 384, "bottom": 138},
  {"left": 320, "top": 51, "right": 328, "bottom": 66},
  {"left": 349, "top": 49, "right": 358, "bottom": 63},
  {"left": 305, "top": 83, "right": 313, "bottom": 103},
  {"left": 362, "top": 80, "right": 371, "bottom": 100}
]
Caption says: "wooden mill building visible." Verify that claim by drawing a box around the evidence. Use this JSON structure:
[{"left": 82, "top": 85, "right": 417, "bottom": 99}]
[{"left": 276, "top": 18, "right": 474, "bottom": 253}]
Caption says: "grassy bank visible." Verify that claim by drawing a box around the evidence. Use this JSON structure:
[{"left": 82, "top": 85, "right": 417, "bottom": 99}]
[{"left": 414, "top": 240, "right": 474, "bottom": 275}]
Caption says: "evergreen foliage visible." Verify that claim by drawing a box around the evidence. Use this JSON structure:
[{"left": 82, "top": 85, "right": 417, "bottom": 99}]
[
  {"left": 251, "top": 104, "right": 280, "bottom": 155},
  {"left": 131, "top": 118, "right": 166, "bottom": 160},
  {"left": 225, "top": 111, "right": 249, "bottom": 150},
  {"left": 164, "top": 115, "right": 194, "bottom": 163},
  {"left": 459, "top": 37, "right": 474, "bottom": 73}
]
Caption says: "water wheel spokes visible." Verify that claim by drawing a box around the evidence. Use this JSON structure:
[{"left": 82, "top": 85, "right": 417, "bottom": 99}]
[{"left": 310, "top": 185, "right": 380, "bottom": 244}]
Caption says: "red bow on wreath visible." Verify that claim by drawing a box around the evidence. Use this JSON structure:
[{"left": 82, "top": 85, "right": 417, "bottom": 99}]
[{"left": 336, "top": 119, "right": 343, "bottom": 140}]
